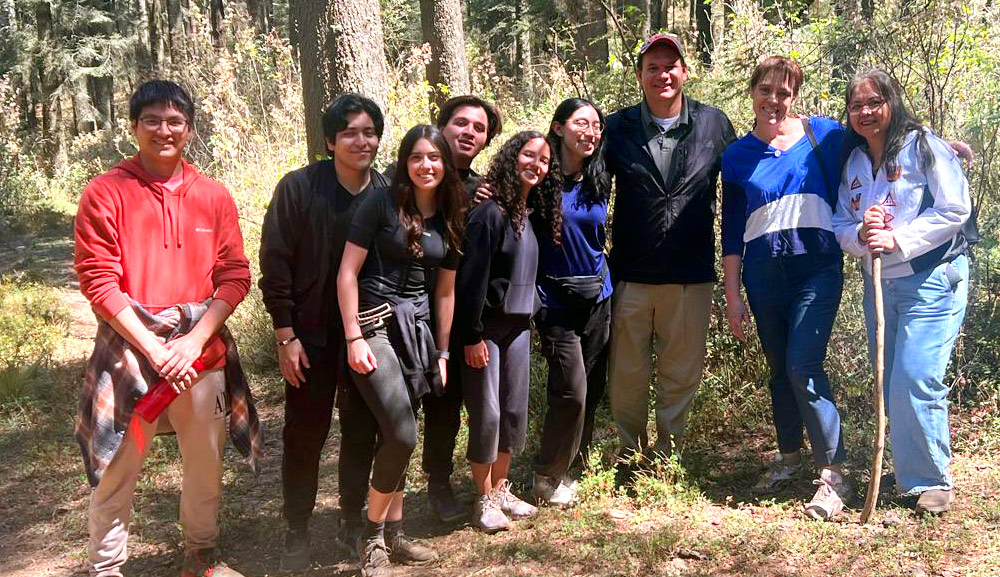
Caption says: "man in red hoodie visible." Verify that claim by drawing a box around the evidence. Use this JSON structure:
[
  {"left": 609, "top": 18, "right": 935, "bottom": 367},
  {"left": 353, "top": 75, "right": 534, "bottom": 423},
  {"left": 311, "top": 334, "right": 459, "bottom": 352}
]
[{"left": 74, "top": 80, "right": 259, "bottom": 577}]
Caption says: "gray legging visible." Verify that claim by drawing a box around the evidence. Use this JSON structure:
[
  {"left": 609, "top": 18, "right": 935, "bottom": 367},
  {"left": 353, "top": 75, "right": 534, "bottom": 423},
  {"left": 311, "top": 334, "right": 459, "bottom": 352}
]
[
  {"left": 348, "top": 326, "right": 418, "bottom": 493},
  {"left": 462, "top": 316, "right": 532, "bottom": 464}
]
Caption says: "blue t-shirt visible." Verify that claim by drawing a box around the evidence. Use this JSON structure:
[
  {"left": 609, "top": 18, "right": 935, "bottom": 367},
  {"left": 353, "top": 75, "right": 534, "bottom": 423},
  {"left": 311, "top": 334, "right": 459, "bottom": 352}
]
[
  {"left": 721, "top": 116, "right": 845, "bottom": 262},
  {"left": 535, "top": 181, "right": 613, "bottom": 309}
]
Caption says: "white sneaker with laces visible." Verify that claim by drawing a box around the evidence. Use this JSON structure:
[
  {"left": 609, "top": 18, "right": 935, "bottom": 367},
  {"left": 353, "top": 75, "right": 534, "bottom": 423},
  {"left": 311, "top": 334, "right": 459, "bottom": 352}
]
[
  {"left": 532, "top": 473, "right": 577, "bottom": 508},
  {"left": 753, "top": 452, "right": 802, "bottom": 493},
  {"left": 495, "top": 479, "right": 538, "bottom": 519}
]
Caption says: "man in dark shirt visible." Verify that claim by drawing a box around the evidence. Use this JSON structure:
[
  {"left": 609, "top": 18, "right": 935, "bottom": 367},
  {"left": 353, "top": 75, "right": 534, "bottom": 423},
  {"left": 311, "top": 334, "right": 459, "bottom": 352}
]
[
  {"left": 604, "top": 35, "right": 736, "bottom": 476},
  {"left": 259, "top": 94, "right": 388, "bottom": 571},
  {"left": 419, "top": 95, "right": 503, "bottom": 521}
]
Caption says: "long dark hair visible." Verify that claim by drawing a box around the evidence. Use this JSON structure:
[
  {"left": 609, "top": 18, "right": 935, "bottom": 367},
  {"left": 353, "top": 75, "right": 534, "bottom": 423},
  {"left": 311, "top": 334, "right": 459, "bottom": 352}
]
[
  {"left": 546, "top": 98, "right": 610, "bottom": 205},
  {"left": 843, "top": 69, "right": 934, "bottom": 175},
  {"left": 391, "top": 125, "right": 467, "bottom": 258},
  {"left": 484, "top": 131, "right": 563, "bottom": 244}
]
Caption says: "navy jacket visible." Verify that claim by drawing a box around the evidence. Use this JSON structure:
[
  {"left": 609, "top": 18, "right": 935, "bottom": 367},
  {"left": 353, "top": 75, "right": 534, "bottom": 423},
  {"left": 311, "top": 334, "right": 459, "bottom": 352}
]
[{"left": 605, "top": 97, "right": 736, "bottom": 284}]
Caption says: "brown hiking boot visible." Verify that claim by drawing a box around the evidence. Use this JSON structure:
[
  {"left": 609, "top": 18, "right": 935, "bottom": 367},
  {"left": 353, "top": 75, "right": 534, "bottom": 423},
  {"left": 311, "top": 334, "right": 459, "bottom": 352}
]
[{"left": 915, "top": 489, "right": 954, "bottom": 515}]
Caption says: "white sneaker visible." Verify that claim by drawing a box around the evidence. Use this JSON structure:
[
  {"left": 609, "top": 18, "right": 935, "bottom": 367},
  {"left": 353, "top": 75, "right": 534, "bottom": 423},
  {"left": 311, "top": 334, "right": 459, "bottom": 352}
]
[
  {"left": 804, "top": 468, "right": 852, "bottom": 521},
  {"left": 532, "top": 473, "right": 577, "bottom": 508},
  {"left": 753, "top": 452, "right": 802, "bottom": 494},
  {"left": 495, "top": 479, "right": 538, "bottom": 519}
]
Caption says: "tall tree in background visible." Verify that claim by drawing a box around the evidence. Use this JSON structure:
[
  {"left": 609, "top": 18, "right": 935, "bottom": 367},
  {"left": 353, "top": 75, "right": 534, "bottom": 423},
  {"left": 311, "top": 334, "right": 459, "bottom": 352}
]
[
  {"left": 420, "top": 0, "right": 470, "bottom": 109},
  {"left": 293, "top": 0, "right": 389, "bottom": 161},
  {"left": 694, "top": 0, "right": 712, "bottom": 64}
]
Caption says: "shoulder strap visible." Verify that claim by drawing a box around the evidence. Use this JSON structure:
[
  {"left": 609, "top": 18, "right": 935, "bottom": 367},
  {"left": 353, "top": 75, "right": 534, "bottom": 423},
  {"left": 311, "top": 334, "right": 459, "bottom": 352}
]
[{"left": 801, "top": 117, "right": 831, "bottom": 196}]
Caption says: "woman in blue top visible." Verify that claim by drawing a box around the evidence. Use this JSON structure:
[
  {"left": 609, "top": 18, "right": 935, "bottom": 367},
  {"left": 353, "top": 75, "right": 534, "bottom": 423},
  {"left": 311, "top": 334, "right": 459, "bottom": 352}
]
[
  {"left": 530, "top": 98, "right": 613, "bottom": 507},
  {"left": 832, "top": 70, "right": 971, "bottom": 515},
  {"left": 721, "top": 56, "right": 850, "bottom": 521}
]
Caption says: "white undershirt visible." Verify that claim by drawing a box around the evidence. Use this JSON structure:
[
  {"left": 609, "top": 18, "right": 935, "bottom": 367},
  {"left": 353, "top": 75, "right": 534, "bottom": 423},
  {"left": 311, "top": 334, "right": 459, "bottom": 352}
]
[{"left": 652, "top": 114, "right": 680, "bottom": 133}]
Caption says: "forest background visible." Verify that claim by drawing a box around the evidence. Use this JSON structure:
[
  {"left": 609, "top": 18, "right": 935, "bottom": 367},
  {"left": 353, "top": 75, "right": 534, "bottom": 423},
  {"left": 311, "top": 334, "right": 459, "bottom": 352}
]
[{"left": 1, "top": 0, "right": 1000, "bottom": 575}]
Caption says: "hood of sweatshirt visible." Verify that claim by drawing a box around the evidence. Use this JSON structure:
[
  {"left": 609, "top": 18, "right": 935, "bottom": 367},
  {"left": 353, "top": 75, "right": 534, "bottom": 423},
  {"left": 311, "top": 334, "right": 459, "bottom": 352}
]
[{"left": 117, "top": 156, "right": 201, "bottom": 249}]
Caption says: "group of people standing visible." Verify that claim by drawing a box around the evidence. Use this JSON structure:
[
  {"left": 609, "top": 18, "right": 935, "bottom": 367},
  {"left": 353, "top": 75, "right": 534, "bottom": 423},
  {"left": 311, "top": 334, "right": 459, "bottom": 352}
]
[{"left": 73, "top": 31, "right": 972, "bottom": 577}]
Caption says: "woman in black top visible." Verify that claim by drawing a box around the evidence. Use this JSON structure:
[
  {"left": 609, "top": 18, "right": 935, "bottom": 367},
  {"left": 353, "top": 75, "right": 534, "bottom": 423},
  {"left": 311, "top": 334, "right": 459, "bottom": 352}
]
[
  {"left": 337, "top": 125, "right": 466, "bottom": 575},
  {"left": 455, "top": 131, "right": 562, "bottom": 533}
]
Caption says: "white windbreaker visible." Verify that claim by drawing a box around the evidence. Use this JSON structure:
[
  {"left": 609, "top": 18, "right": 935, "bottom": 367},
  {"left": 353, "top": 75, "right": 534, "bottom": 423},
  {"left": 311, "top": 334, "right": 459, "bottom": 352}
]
[{"left": 832, "top": 129, "right": 971, "bottom": 279}]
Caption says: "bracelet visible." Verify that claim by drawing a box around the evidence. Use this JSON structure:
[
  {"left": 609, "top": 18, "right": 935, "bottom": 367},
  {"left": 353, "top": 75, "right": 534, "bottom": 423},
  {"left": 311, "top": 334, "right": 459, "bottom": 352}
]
[
  {"left": 436, "top": 350, "right": 451, "bottom": 360},
  {"left": 277, "top": 335, "right": 298, "bottom": 347},
  {"left": 346, "top": 334, "right": 365, "bottom": 344}
]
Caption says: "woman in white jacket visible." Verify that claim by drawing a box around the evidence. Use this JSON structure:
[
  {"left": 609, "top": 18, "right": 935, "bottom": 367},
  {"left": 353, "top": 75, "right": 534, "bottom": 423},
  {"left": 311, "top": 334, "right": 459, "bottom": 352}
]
[{"left": 831, "top": 69, "right": 971, "bottom": 515}]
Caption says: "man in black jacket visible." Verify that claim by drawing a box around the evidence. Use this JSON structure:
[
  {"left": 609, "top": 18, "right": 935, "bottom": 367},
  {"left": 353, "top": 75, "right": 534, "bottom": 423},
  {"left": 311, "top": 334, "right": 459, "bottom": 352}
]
[
  {"left": 423, "top": 95, "right": 502, "bottom": 522},
  {"left": 261, "top": 94, "right": 427, "bottom": 571},
  {"left": 604, "top": 35, "right": 736, "bottom": 472}
]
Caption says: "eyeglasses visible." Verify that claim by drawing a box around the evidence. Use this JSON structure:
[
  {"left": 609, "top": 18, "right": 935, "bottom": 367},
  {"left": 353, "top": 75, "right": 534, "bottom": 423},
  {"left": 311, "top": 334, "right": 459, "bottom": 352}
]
[
  {"left": 569, "top": 119, "right": 604, "bottom": 134},
  {"left": 138, "top": 116, "right": 188, "bottom": 131},
  {"left": 847, "top": 98, "right": 886, "bottom": 115}
]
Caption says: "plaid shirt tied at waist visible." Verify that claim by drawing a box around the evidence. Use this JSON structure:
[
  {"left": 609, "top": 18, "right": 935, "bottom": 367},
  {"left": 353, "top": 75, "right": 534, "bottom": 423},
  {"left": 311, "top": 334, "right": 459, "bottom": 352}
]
[{"left": 75, "top": 299, "right": 263, "bottom": 487}]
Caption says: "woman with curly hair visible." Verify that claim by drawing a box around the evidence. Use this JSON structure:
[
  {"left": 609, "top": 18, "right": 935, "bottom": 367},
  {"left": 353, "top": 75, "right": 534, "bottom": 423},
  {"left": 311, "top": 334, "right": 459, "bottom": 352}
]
[
  {"left": 455, "top": 130, "right": 562, "bottom": 533},
  {"left": 530, "top": 98, "right": 612, "bottom": 508},
  {"left": 337, "top": 124, "right": 466, "bottom": 575}
]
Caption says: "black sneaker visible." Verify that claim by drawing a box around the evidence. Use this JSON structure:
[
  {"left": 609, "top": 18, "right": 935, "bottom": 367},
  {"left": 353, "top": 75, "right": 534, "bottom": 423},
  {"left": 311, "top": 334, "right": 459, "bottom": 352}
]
[
  {"left": 279, "top": 529, "right": 310, "bottom": 572},
  {"left": 427, "top": 480, "right": 465, "bottom": 522},
  {"left": 335, "top": 516, "right": 362, "bottom": 557},
  {"left": 386, "top": 529, "right": 438, "bottom": 565},
  {"left": 356, "top": 533, "right": 391, "bottom": 577}
]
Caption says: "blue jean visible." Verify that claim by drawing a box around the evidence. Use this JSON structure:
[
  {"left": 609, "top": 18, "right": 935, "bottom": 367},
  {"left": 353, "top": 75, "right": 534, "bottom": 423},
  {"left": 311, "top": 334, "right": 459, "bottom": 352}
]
[
  {"left": 743, "top": 254, "right": 846, "bottom": 467},
  {"left": 862, "top": 254, "right": 968, "bottom": 495}
]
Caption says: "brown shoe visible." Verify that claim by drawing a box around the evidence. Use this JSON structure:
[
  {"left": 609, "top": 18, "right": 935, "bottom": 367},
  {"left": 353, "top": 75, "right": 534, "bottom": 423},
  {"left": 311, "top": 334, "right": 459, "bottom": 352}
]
[
  {"left": 181, "top": 548, "right": 244, "bottom": 577},
  {"left": 915, "top": 489, "right": 954, "bottom": 515},
  {"left": 803, "top": 469, "right": 852, "bottom": 521}
]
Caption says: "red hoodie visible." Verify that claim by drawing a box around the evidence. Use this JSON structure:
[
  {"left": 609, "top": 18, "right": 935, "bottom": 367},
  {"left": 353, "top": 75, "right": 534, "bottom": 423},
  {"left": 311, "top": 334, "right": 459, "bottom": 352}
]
[{"left": 75, "top": 156, "right": 251, "bottom": 321}]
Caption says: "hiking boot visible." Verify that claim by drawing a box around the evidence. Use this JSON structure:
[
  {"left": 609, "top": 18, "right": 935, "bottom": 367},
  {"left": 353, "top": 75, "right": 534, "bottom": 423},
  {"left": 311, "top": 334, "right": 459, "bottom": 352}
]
[
  {"left": 335, "top": 515, "right": 363, "bottom": 556},
  {"left": 279, "top": 529, "right": 310, "bottom": 572},
  {"left": 532, "top": 473, "right": 577, "bottom": 508},
  {"left": 181, "top": 548, "right": 245, "bottom": 577},
  {"left": 427, "top": 480, "right": 465, "bottom": 522},
  {"left": 386, "top": 529, "right": 438, "bottom": 565},
  {"left": 356, "top": 533, "right": 391, "bottom": 577},
  {"left": 472, "top": 491, "right": 510, "bottom": 533},
  {"left": 495, "top": 479, "right": 538, "bottom": 519},
  {"left": 803, "top": 469, "right": 852, "bottom": 521},
  {"left": 753, "top": 452, "right": 802, "bottom": 494},
  {"left": 915, "top": 489, "right": 954, "bottom": 515}
]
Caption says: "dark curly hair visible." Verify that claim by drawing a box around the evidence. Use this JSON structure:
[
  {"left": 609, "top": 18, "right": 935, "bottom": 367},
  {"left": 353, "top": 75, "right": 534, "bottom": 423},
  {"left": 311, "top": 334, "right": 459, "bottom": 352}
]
[
  {"left": 484, "top": 131, "right": 563, "bottom": 244},
  {"left": 391, "top": 125, "right": 467, "bottom": 258},
  {"left": 546, "top": 97, "right": 610, "bottom": 206}
]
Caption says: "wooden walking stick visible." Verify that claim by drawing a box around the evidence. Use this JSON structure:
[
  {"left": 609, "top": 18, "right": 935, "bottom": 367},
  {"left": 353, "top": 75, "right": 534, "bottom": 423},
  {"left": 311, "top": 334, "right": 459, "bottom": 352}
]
[{"left": 861, "top": 253, "right": 886, "bottom": 524}]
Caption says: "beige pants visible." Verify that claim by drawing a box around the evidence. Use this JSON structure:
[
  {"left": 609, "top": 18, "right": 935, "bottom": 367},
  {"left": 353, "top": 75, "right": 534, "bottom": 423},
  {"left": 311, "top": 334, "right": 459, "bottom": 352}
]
[
  {"left": 608, "top": 281, "right": 713, "bottom": 455},
  {"left": 88, "top": 368, "right": 227, "bottom": 577}
]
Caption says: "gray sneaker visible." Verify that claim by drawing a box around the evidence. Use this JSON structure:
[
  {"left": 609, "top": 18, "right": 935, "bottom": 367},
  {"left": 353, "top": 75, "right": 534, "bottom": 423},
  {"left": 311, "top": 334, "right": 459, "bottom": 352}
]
[
  {"left": 753, "top": 452, "right": 803, "bottom": 494},
  {"left": 532, "top": 473, "right": 577, "bottom": 508},
  {"left": 356, "top": 533, "right": 391, "bottom": 577},
  {"left": 495, "top": 479, "right": 538, "bottom": 519},
  {"left": 915, "top": 489, "right": 953, "bottom": 515},
  {"left": 472, "top": 492, "right": 510, "bottom": 533},
  {"left": 803, "top": 469, "right": 852, "bottom": 521}
]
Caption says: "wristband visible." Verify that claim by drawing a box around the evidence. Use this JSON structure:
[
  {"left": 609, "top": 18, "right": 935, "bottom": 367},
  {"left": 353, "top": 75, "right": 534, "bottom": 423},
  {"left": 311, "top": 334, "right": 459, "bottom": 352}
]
[
  {"left": 346, "top": 334, "right": 365, "bottom": 344},
  {"left": 436, "top": 350, "right": 451, "bottom": 360},
  {"left": 277, "top": 335, "right": 298, "bottom": 347}
]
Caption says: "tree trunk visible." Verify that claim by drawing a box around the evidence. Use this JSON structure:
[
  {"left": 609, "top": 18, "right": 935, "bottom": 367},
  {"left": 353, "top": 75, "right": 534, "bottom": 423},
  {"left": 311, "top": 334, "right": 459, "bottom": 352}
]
[
  {"left": 166, "top": 0, "right": 183, "bottom": 59},
  {"left": 694, "top": 0, "right": 712, "bottom": 65},
  {"left": 247, "top": 0, "right": 272, "bottom": 32},
  {"left": 288, "top": 0, "right": 300, "bottom": 53},
  {"left": 292, "top": 0, "right": 327, "bottom": 160},
  {"left": 514, "top": 0, "right": 532, "bottom": 97},
  {"left": 0, "top": 0, "right": 14, "bottom": 33},
  {"left": 710, "top": 0, "right": 724, "bottom": 65},
  {"left": 329, "top": 0, "right": 390, "bottom": 111},
  {"left": 148, "top": 0, "right": 163, "bottom": 71},
  {"left": 569, "top": 0, "right": 608, "bottom": 69},
  {"left": 210, "top": 0, "right": 225, "bottom": 49},
  {"left": 419, "top": 0, "right": 470, "bottom": 110},
  {"left": 135, "top": 0, "right": 153, "bottom": 77},
  {"left": 88, "top": 75, "right": 115, "bottom": 131}
]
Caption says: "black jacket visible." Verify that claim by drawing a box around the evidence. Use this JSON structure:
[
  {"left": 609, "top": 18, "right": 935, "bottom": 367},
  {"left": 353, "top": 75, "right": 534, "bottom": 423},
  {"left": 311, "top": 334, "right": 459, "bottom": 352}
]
[
  {"left": 455, "top": 200, "right": 540, "bottom": 345},
  {"left": 258, "top": 160, "right": 389, "bottom": 346},
  {"left": 605, "top": 97, "right": 736, "bottom": 284}
]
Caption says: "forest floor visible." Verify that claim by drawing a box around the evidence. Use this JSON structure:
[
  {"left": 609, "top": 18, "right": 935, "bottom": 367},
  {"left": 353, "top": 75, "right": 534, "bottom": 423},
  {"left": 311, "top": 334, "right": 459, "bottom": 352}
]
[{"left": 1, "top": 219, "right": 999, "bottom": 577}]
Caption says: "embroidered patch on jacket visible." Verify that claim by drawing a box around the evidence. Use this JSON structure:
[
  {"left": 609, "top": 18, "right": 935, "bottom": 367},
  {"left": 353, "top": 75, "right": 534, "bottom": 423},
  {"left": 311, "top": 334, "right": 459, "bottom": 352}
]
[
  {"left": 882, "top": 191, "right": 896, "bottom": 207},
  {"left": 850, "top": 176, "right": 862, "bottom": 190}
]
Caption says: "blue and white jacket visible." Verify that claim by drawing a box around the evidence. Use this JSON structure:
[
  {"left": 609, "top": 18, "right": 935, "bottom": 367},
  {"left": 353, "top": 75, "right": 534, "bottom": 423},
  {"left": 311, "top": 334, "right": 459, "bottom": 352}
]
[{"left": 831, "top": 129, "right": 970, "bottom": 279}]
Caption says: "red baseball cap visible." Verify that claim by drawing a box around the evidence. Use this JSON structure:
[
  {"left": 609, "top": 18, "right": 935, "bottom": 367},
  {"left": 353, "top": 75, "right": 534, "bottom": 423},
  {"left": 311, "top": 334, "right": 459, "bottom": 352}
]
[{"left": 638, "top": 33, "right": 686, "bottom": 66}]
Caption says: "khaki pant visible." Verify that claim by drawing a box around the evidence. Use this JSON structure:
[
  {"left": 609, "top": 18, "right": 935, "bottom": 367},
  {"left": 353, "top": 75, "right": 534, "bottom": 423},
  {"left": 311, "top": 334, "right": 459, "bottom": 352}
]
[
  {"left": 88, "top": 369, "right": 227, "bottom": 577},
  {"left": 608, "top": 281, "right": 713, "bottom": 455}
]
